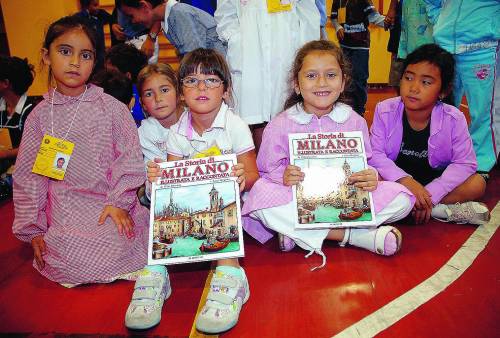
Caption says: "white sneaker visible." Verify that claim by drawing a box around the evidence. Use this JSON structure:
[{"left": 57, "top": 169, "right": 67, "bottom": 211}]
[
  {"left": 433, "top": 202, "right": 490, "bottom": 225},
  {"left": 125, "top": 269, "right": 171, "bottom": 330},
  {"left": 195, "top": 268, "right": 250, "bottom": 334}
]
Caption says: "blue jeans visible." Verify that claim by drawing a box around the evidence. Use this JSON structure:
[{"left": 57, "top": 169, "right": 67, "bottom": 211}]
[{"left": 342, "top": 47, "right": 369, "bottom": 116}]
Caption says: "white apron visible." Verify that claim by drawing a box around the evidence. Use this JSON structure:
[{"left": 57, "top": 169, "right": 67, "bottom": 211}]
[{"left": 215, "top": 0, "right": 320, "bottom": 124}]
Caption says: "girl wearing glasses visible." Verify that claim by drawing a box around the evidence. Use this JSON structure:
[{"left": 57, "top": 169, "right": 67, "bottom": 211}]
[{"left": 145, "top": 48, "right": 258, "bottom": 334}]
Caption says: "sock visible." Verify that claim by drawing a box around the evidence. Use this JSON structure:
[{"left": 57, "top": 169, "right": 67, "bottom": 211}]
[
  {"left": 348, "top": 227, "right": 399, "bottom": 256},
  {"left": 216, "top": 265, "right": 243, "bottom": 278},
  {"left": 144, "top": 264, "right": 167, "bottom": 276},
  {"left": 383, "top": 231, "right": 398, "bottom": 255}
]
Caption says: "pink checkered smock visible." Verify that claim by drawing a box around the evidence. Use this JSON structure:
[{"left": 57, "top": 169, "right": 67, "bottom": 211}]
[{"left": 12, "top": 85, "right": 149, "bottom": 285}]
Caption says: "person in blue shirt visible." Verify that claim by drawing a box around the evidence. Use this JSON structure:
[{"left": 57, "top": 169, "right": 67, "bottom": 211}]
[
  {"left": 116, "top": 0, "right": 226, "bottom": 58},
  {"left": 181, "top": 0, "right": 217, "bottom": 15},
  {"left": 316, "top": 0, "right": 327, "bottom": 39}
]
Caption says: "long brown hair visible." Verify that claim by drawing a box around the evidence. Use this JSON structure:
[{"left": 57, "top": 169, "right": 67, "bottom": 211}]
[{"left": 283, "top": 40, "right": 352, "bottom": 110}]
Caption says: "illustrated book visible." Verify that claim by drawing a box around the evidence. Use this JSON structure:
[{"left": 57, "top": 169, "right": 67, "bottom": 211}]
[
  {"left": 289, "top": 131, "right": 376, "bottom": 229},
  {"left": 148, "top": 154, "right": 244, "bottom": 265}
]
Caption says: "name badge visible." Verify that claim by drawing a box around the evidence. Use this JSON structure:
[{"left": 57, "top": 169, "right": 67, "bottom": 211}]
[
  {"left": 267, "top": 0, "right": 292, "bottom": 13},
  {"left": 32, "top": 134, "right": 74, "bottom": 180},
  {"left": 193, "top": 144, "right": 222, "bottom": 159}
]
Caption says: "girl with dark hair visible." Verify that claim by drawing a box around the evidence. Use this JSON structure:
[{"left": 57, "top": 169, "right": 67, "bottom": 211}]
[
  {"left": 13, "top": 14, "right": 150, "bottom": 296},
  {"left": 370, "top": 44, "right": 489, "bottom": 225}
]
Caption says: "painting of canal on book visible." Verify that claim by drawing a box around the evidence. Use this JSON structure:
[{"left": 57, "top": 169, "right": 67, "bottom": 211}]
[
  {"left": 148, "top": 154, "right": 244, "bottom": 265},
  {"left": 289, "top": 131, "right": 376, "bottom": 229}
]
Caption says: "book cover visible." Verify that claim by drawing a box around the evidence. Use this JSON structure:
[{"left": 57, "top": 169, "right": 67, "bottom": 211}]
[
  {"left": 289, "top": 131, "right": 376, "bottom": 229},
  {"left": 147, "top": 154, "right": 244, "bottom": 265}
]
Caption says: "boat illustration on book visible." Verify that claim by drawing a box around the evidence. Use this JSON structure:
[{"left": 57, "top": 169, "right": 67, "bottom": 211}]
[
  {"left": 200, "top": 238, "right": 230, "bottom": 253},
  {"left": 338, "top": 208, "right": 363, "bottom": 221}
]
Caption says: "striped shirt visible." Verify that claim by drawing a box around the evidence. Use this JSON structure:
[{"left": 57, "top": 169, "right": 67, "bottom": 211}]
[{"left": 12, "top": 85, "right": 149, "bottom": 285}]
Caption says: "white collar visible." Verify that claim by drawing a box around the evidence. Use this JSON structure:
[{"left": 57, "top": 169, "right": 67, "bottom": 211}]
[
  {"left": 162, "top": 0, "right": 179, "bottom": 35},
  {"left": 287, "top": 102, "right": 352, "bottom": 124},
  {"left": 176, "top": 102, "right": 229, "bottom": 140},
  {"left": 0, "top": 93, "right": 28, "bottom": 116}
]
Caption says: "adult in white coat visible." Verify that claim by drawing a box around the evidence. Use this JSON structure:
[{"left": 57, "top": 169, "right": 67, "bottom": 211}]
[{"left": 215, "top": 0, "right": 320, "bottom": 145}]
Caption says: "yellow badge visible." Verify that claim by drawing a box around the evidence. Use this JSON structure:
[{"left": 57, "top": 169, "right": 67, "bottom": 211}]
[
  {"left": 0, "top": 128, "right": 13, "bottom": 150},
  {"left": 32, "top": 134, "right": 74, "bottom": 180},
  {"left": 267, "top": 0, "right": 292, "bottom": 13},
  {"left": 193, "top": 144, "right": 222, "bottom": 159},
  {"left": 338, "top": 7, "right": 347, "bottom": 25}
]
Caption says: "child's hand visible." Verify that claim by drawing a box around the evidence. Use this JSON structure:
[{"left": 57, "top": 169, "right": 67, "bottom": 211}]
[
  {"left": 231, "top": 163, "right": 246, "bottom": 192},
  {"left": 31, "top": 235, "right": 46, "bottom": 270},
  {"left": 98, "top": 205, "right": 135, "bottom": 238},
  {"left": 349, "top": 169, "right": 378, "bottom": 192},
  {"left": 398, "top": 176, "right": 433, "bottom": 224},
  {"left": 146, "top": 158, "right": 164, "bottom": 183},
  {"left": 412, "top": 206, "right": 432, "bottom": 225},
  {"left": 398, "top": 176, "right": 432, "bottom": 210},
  {"left": 111, "top": 24, "right": 126, "bottom": 41},
  {"left": 283, "top": 165, "right": 304, "bottom": 186},
  {"left": 336, "top": 28, "right": 345, "bottom": 41}
]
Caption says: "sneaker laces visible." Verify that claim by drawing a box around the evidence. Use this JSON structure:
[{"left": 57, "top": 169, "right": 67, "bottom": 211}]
[{"left": 447, "top": 202, "right": 476, "bottom": 224}]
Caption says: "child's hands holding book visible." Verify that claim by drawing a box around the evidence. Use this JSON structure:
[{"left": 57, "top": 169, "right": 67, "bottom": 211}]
[
  {"left": 231, "top": 163, "right": 246, "bottom": 192},
  {"left": 146, "top": 159, "right": 163, "bottom": 183},
  {"left": 348, "top": 169, "right": 378, "bottom": 192},
  {"left": 283, "top": 165, "right": 304, "bottom": 186}
]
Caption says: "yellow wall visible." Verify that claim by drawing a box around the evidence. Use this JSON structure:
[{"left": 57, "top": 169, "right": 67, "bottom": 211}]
[
  {"left": 326, "top": 0, "right": 392, "bottom": 84},
  {"left": 1, "top": 0, "right": 79, "bottom": 95}
]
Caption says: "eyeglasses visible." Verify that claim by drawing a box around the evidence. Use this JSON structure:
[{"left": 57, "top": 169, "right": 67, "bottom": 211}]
[{"left": 181, "top": 77, "right": 224, "bottom": 89}]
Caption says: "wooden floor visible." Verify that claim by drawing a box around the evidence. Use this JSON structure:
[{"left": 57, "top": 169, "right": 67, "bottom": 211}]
[{"left": 0, "top": 89, "right": 497, "bottom": 338}]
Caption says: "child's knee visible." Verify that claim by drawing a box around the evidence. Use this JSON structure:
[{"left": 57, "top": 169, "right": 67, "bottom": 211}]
[
  {"left": 400, "top": 193, "right": 414, "bottom": 217},
  {"left": 461, "top": 173, "right": 487, "bottom": 200}
]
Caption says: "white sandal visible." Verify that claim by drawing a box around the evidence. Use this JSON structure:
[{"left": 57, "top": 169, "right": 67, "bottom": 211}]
[{"left": 340, "top": 226, "right": 402, "bottom": 256}]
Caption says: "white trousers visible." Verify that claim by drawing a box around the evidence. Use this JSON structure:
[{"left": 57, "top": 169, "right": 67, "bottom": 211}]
[{"left": 250, "top": 192, "right": 413, "bottom": 253}]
